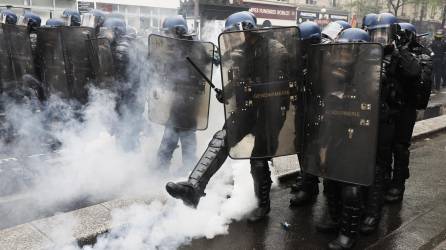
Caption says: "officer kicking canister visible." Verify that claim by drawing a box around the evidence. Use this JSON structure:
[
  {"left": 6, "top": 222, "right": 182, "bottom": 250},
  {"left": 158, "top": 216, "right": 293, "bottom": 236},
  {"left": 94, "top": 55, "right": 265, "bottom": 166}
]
[{"left": 165, "top": 12, "right": 301, "bottom": 222}]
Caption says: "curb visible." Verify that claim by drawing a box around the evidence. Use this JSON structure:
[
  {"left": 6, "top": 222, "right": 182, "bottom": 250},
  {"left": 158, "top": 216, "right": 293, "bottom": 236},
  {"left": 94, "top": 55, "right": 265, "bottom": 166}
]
[
  {"left": 0, "top": 197, "right": 161, "bottom": 250},
  {"left": 417, "top": 103, "right": 446, "bottom": 121}
]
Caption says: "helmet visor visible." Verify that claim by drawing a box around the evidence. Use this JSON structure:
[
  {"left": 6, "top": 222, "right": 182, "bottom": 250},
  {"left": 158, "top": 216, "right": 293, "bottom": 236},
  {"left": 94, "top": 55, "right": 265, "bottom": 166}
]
[
  {"left": 370, "top": 27, "right": 393, "bottom": 45},
  {"left": 163, "top": 25, "right": 187, "bottom": 37},
  {"left": 81, "top": 14, "right": 96, "bottom": 28},
  {"left": 224, "top": 21, "right": 255, "bottom": 32},
  {"left": 0, "top": 14, "right": 7, "bottom": 24},
  {"left": 322, "top": 22, "right": 343, "bottom": 40},
  {"left": 17, "top": 16, "right": 29, "bottom": 26}
]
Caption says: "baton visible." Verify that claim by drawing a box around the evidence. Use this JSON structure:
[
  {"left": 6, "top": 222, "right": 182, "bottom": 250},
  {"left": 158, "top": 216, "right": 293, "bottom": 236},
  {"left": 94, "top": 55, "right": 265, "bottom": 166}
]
[
  {"left": 186, "top": 56, "right": 218, "bottom": 91},
  {"left": 417, "top": 33, "right": 429, "bottom": 38}
]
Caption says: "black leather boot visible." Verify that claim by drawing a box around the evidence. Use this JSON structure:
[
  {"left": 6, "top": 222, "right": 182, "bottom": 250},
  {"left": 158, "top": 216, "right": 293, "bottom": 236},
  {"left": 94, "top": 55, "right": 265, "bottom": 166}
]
[
  {"left": 384, "top": 180, "right": 405, "bottom": 203},
  {"left": 385, "top": 144, "right": 409, "bottom": 203},
  {"left": 384, "top": 168, "right": 406, "bottom": 203},
  {"left": 166, "top": 181, "right": 203, "bottom": 208},
  {"left": 361, "top": 164, "right": 385, "bottom": 234},
  {"left": 290, "top": 172, "right": 319, "bottom": 207},
  {"left": 248, "top": 159, "right": 272, "bottom": 222},
  {"left": 316, "top": 180, "right": 341, "bottom": 233},
  {"left": 165, "top": 130, "right": 228, "bottom": 208},
  {"left": 328, "top": 185, "right": 362, "bottom": 250}
]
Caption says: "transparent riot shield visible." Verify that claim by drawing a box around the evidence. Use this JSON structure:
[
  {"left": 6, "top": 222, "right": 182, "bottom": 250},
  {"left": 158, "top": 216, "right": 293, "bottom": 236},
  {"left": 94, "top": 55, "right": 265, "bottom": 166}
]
[
  {"left": 88, "top": 37, "right": 115, "bottom": 87},
  {"left": 302, "top": 43, "right": 383, "bottom": 186},
  {"left": 0, "top": 24, "right": 35, "bottom": 91},
  {"left": 147, "top": 34, "right": 214, "bottom": 130},
  {"left": 37, "top": 27, "right": 95, "bottom": 103},
  {"left": 218, "top": 27, "right": 303, "bottom": 159}
]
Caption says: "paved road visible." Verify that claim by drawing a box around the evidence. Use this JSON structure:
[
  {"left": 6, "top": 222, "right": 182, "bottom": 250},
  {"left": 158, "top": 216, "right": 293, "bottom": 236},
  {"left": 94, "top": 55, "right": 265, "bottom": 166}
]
[{"left": 184, "top": 132, "right": 446, "bottom": 250}]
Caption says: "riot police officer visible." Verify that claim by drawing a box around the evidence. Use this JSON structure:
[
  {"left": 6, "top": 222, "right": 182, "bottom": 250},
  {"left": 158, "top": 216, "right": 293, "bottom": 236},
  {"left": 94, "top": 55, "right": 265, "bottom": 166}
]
[
  {"left": 431, "top": 30, "right": 445, "bottom": 91},
  {"left": 1, "top": 9, "right": 42, "bottom": 141},
  {"left": 155, "top": 16, "right": 198, "bottom": 169},
  {"left": 384, "top": 22, "right": 430, "bottom": 204},
  {"left": 289, "top": 21, "right": 321, "bottom": 207},
  {"left": 360, "top": 14, "right": 424, "bottom": 234},
  {"left": 315, "top": 28, "right": 372, "bottom": 250},
  {"left": 165, "top": 11, "right": 290, "bottom": 222}
]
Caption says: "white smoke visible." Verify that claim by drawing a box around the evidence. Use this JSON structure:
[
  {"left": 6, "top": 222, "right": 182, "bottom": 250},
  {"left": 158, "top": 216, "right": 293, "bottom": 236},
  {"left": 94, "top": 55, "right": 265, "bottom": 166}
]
[
  {"left": 74, "top": 21, "right": 260, "bottom": 250},
  {"left": 1, "top": 20, "right": 267, "bottom": 249}
]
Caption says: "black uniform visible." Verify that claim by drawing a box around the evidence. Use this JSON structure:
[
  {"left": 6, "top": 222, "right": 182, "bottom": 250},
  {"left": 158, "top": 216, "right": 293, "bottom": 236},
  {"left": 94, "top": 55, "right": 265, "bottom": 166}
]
[
  {"left": 385, "top": 44, "right": 431, "bottom": 203},
  {"left": 166, "top": 33, "right": 289, "bottom": 221},
  {"left": 360, "top": 44, "right": 426, "bottom": 234},
  {"left": 431, "top": 38, "right": 445, "bottom": 90}
]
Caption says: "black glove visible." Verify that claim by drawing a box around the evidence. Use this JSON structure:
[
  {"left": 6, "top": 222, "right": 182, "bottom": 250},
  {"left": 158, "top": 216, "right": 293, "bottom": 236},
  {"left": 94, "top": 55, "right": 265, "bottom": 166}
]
[{"left": 215, "top": 88, "right": 225, "bottom": 104}]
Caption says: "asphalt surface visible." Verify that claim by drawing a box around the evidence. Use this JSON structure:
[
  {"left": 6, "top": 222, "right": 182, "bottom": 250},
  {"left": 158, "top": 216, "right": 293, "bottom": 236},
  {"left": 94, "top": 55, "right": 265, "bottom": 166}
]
[{"left": 183, "top": 132, "right": 446, "bottom": 250}]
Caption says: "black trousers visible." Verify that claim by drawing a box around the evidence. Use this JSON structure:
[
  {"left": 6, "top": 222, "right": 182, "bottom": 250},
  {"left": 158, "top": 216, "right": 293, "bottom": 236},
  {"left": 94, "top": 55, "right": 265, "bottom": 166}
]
[
  {"left": 432, "top": 58, "right": 443, "bottom": 90},
  {"left": 157, "top": 127, "right": 197, "bottom": 167},
  {"left": 392, "top": 105, "right": 417, "bottom": 181}
]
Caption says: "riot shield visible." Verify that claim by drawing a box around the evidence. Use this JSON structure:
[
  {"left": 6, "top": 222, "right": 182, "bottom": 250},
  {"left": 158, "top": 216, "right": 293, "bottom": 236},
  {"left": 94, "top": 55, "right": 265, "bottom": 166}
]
[
  {"left": 218, "top": 27, "right": 303, "bottom": 159},
  {"left": 302, "top": 43, "right": 383, "bottom": 186},
  {"left": 37, "top": 27, "right": 95, "bottom": 103},
  {"left": 88, "top": 37, "right": 115, "bottom": 87},
  {"left": 0, "top": 24, "right": 35, "bottom": 91},
  {"left": 147, "top": 34, "right": 214, "bottom": 130}
]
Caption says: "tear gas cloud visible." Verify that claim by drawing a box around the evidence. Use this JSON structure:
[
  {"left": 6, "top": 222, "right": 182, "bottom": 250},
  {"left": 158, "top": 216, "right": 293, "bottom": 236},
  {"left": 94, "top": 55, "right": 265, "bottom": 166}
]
[{"left": 0, "top": 20, "right": 270, "bottom": 249}]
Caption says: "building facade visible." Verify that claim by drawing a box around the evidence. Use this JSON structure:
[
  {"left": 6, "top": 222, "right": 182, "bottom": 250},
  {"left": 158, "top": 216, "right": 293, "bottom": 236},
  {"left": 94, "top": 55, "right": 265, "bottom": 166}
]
[{"left": 0, "top": 0, "right": 179, "bottom": 35}]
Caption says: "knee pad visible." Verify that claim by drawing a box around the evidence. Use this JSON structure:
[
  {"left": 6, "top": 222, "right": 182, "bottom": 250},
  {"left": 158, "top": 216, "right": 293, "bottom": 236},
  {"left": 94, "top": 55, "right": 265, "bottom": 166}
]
[{"left": 209, "top": 130, "right": 226, "bottom": 148}]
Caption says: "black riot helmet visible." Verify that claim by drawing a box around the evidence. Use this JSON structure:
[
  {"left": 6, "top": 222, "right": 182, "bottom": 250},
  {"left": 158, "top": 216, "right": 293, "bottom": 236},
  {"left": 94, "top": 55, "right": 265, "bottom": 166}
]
[
  {"left": 398, "top": 22, "right": 417, "bottom": 47},
  {"left": 62, "top": 9, "right": 81, "bottom": 26},
  {"left": 224, "top": 11, "right": 257, "bottom": 32},
  {"left": 367, "top": 13, "right": 398, "bottom": 46},
  {"left": 337, "top": 28, "right": 371, "bottom": 43},
  {"left": 81, "top": 9, "right": 106, "bottom": 29},
  {"left": 162, "top": 15, "right": 188, "bottom": 38},
  {"left": 299, "top": 21, "right": 321, "bottom": 44},
  {"left": 242, "top": 11, "right": 257, "bottom": 26},
  {"left": 101, "top": 17, "right": 126, "bottom": 41},
  {"left": 1, "top": 9, "right": 18, "bottom": 25},
  {"left": 23, "top": 12, "right": 41, "bottom": 31},
  {"left": 362, "top": 13, "right": 378, "bottom": 30},
  {"left": 45, "top": 18, "right": 65, "bottom": 27}
]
